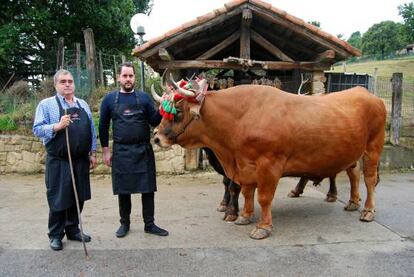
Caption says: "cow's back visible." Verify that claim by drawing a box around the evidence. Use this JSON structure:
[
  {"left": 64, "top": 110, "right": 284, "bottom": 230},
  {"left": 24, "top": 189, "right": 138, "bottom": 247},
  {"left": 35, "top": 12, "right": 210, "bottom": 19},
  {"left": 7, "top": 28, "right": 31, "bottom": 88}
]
[{"left": 210, "top": 85, "right": 385, "bottom": 178}]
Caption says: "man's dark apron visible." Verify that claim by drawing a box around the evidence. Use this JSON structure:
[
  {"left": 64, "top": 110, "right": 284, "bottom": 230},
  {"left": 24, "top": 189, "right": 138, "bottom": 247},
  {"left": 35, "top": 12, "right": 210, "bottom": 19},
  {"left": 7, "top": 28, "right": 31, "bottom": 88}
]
[
  {"left": 111, "top": 91, "right": 156, "bottom": 195},
  {"left": 45, "top": 96, "right": 92, "bottom": 212}
]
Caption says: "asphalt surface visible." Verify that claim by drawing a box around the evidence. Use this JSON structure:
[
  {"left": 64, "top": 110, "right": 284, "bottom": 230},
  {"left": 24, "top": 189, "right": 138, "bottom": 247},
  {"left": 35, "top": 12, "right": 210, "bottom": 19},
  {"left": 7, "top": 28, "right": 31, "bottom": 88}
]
[{"left": 0, "top": 171, "right": 413, "bottom": 276}]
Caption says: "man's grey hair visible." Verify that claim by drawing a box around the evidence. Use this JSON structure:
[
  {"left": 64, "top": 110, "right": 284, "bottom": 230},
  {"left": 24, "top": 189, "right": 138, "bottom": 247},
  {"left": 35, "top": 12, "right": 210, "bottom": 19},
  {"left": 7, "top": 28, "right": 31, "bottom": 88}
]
[{"left": 53, "top": 69, "right": 73, "bottom": 85}]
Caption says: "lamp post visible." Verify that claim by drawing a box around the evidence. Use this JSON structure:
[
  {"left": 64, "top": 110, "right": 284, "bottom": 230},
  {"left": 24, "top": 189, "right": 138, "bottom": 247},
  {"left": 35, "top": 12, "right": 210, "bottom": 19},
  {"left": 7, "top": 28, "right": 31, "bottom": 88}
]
[
  {"left": 130, "top": 13, "right": 149, "bottom": 92},
  {"left": 136, "top": 26, "right": 145, "bottom": 92}
]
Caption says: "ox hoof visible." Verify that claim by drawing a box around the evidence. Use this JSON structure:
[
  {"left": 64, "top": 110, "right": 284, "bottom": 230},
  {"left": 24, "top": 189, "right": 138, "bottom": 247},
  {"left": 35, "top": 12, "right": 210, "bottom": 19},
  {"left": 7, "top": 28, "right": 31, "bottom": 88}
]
[
  {"left": 235, "top": 216, "right": 253, "bottom": 225},
  {"left": 216, "top": 205, "right": 227, "bottom": 212},
  {"left": 249, "top": 226, "right": 272, "bottom": 240},
  {"left": 224, "top": 214, "right": 238, "bottom": 222},
  {"left": 287, "top": 190, "right": 301, "bottom": 198},
  {"left": 325, "top": 194, "right": 337, "bottom": 202},
  {"left": 344, "top": 200, "right": 360, "bottom": 211},
  {"left": 360, "top": 209, "right": 375, "bottom": 222}
]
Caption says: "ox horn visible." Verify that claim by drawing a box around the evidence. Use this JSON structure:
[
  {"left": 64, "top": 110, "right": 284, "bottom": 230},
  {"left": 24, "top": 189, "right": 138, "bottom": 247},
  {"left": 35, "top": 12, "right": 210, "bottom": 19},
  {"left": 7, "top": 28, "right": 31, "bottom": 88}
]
[
  {"left": 160, "top": 69, "right": 169, "bottom": 90},
  {"left": 169, "top": 73, "right": 195, "bottom": 97},
  {"left": 150, "top": 84, "right": 163, "bottom": 103}
]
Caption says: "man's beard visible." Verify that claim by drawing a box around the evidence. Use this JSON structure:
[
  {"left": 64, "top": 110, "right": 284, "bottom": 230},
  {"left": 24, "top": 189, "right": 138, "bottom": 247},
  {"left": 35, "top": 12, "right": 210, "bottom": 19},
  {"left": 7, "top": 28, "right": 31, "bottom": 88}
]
[{"left": 121, "top": 83, "right": 134, "bottom": 92}]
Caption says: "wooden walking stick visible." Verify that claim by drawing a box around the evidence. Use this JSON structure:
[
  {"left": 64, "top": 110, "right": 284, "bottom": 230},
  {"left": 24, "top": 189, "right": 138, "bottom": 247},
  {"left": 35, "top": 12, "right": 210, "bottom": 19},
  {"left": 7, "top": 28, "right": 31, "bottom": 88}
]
[{"left": 64, "top": 109, "right": 89, "bottom": 259}]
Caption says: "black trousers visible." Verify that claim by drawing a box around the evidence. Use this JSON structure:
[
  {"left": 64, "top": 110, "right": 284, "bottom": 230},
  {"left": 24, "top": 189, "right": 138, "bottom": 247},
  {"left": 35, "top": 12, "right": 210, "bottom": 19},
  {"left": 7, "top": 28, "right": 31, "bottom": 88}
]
[
  {"left": 48, "top": 201, "right": 84, "bottom": 239},
  {"left": 118, "top": 193, "right": 154, "bottom": 226}
]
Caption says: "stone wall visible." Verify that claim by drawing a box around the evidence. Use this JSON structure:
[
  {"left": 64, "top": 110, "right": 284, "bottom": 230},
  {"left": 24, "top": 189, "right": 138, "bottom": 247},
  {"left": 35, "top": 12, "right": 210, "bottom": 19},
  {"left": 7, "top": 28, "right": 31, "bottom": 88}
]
[{"left": 0, "top": 135, "right": 185, "bottom": 174}]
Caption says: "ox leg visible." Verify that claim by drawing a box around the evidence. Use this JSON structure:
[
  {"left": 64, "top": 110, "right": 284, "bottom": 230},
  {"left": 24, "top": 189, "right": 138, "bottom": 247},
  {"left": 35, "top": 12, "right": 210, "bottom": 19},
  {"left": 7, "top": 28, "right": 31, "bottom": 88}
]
[
  {"left": 287, "top": 177, "right": 308, "bottom": 198},
  {"left": 360, "top": 152, "right": 381, "bottom": 222},
  {"left": 249, "top": 165, "right": 281, "bottom": 240},
  {"left": 235, "top": 185, "right": 255, "bottom": 226},
  {"left": 224, "top": 181, "right": 241, "bottom": 222},
  {"left": 217, "top": 176, "right": 230, "bottom": 212},
  {"left": 344, "top": 164, "right": 361, "bottom": 211},
  {"left": 326, "top": 177, "right": 338, "bottom": 202}
]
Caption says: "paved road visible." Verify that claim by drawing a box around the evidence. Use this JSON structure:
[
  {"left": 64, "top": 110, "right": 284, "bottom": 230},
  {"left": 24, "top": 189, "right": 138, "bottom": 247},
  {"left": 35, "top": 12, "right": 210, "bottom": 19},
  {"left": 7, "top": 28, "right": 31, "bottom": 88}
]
[{"left": 0, "top": 172, "right": 413, "bottom": 276}]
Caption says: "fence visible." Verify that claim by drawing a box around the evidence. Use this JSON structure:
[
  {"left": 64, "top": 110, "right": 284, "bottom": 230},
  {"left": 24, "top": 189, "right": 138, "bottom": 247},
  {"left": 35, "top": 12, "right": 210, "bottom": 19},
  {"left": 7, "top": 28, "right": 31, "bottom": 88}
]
[
  {"left": 62, "top": 48, "right": 128, "bottom": 99},
  {"left": 326, "top": 72, "right": 414, "bottom": 147},
  {"left": 375, "top": 75, "right": 414, "bottom": 145}
]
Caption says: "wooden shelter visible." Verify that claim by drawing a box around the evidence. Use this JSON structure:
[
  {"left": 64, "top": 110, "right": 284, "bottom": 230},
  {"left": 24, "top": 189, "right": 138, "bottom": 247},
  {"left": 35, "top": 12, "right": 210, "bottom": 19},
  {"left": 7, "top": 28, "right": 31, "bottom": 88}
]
[
  {"left": 132, "top": 0, "right": 361, "bottom": 169},
  {"left": 133, "top": 0, "right": 360, "bottom": 93}
]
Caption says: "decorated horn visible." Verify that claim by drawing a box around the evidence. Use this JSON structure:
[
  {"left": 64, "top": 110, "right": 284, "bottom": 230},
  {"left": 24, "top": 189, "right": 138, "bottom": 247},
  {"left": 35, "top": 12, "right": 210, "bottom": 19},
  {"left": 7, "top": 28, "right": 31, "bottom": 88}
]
[
  {"left": 160, "top": 69, "right": 169, "bottom": 90},
  {"left": 150, "top": 84, "right": 163, "bottom": 103},
  {"left": 169, "top": 73, "right": 195, "bottom": 97}
]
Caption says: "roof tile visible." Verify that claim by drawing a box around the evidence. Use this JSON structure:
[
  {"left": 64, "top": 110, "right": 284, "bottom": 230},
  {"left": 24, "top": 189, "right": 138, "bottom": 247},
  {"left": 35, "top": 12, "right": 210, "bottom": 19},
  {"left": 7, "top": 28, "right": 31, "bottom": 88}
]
[
  {"left": 250, "top": 0, "right": 271, "bottom": 9},
  {"left": 225, "top": 0, "right": 247, "bottom": 10},
  {"left": 133, "top": 0, "right": 361, "bottom": 57},
  {"left": 269, "top": 6, "right": 287, "bottom": 16},
  {"left": 197, "top": 11, "right": 216, "bottom": 24}
]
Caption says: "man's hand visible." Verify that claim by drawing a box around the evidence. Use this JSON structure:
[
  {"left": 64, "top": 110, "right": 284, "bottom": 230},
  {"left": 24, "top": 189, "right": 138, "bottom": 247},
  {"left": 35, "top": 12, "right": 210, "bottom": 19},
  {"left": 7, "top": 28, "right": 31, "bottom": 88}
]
[
  {"left": 54, "top": 115, "right": 72, "bottom": 132},
  {"left": 103, "top": 147, "right": 112, "bottom": 167},
  {"left": 89, "top": 155, "right": 97, "bottom": 169}
]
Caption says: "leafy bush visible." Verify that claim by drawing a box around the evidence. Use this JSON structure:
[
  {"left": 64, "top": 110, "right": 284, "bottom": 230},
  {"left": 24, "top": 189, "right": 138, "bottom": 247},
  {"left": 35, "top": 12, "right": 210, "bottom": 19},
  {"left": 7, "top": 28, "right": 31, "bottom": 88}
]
[{"left": 0, "top": 115, "right": 17, "bottom": 131}]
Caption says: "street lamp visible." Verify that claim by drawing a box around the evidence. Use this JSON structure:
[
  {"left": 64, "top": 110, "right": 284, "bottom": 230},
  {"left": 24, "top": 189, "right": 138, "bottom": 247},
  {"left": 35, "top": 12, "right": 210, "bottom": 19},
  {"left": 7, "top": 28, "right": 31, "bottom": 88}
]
[{"left": 130, "top": 13, "right": 149, "bottom": 92}]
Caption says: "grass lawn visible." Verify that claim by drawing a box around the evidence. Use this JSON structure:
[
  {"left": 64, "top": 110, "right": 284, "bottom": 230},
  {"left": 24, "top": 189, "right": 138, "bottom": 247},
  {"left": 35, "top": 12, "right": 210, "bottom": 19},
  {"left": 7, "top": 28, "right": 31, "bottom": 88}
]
[{"left": 329, "top": 55, "right": 414, "bottom": 81}]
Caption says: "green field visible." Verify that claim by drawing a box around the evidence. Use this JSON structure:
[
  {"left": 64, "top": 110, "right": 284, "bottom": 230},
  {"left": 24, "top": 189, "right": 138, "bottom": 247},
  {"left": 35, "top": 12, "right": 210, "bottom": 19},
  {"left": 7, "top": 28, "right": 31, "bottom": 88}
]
[{"left": 329, "top": 55, "right": 414, "bottom": 81}]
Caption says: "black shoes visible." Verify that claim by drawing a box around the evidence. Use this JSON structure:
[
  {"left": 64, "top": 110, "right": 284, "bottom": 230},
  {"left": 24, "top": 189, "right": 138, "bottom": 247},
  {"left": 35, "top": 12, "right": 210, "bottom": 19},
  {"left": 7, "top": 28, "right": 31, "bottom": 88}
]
[
  {"left": 67, "top": 232, "right": 91, "bottom": 242},
  {"left": 116, "top": 224, "right": 130, "bottom": 238},
  {"left": 144, "top": 224, "right": 169, "bottom": 236},
  {"left": 50, "top": 238, "right": 63, "bottom": 251}
]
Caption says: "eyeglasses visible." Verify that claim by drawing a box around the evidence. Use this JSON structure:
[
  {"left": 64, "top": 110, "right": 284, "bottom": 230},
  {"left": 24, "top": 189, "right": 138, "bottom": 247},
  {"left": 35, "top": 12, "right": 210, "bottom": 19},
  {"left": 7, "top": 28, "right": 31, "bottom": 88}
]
[{"left": 58, "top": 79, "right": 74, "bottom": 85}]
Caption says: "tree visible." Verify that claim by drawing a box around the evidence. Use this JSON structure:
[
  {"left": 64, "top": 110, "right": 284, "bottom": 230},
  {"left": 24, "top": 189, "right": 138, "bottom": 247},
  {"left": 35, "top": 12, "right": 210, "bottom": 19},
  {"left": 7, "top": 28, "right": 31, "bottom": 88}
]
[
  {"left": 361, "top": 21, "right": 408, "bottom": 58},
  {"left": 347, "top": 31, "right": 362, "bottom": 49},
  {"left": 399, "top": 2, "right": 414, "bottom": 42},
  {"left": 0, "top": 0, "right": 153, "bottom": 87}
]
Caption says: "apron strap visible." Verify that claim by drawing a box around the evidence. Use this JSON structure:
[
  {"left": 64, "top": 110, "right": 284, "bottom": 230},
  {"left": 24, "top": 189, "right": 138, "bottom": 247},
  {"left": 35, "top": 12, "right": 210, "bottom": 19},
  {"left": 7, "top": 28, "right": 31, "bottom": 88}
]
[
  {"left": 134, "top": 91, "right": 141, "bottom": 110},
  {"left": 114, "top": 90, "right": 142, "bottom": 110},
  {"left": 55, "top": 95, "right": 82, "bottom": 115},
  {"left": 55, "top": 95, "right": 64, "bottom": 116}
]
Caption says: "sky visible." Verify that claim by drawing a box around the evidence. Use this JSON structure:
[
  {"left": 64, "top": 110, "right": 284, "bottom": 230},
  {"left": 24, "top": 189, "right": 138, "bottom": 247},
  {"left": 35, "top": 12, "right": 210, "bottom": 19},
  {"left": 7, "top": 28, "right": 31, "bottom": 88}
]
[{"left": 135, "top": 0, "right": 411, "bottom": 41}]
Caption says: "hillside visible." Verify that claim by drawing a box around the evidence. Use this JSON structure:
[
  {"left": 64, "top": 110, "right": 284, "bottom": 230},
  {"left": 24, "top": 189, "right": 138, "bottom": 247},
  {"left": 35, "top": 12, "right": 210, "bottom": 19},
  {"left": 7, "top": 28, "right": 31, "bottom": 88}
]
[{"left": 329, "top": 55, "right": 414, "bottom": 81}]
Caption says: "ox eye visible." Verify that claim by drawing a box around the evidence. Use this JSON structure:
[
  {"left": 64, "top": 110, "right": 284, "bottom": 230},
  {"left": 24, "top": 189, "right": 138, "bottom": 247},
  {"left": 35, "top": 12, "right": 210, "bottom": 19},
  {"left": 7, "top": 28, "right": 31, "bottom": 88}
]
[{"left": 174, "top": 111, "right": 183, "bottom": 122}]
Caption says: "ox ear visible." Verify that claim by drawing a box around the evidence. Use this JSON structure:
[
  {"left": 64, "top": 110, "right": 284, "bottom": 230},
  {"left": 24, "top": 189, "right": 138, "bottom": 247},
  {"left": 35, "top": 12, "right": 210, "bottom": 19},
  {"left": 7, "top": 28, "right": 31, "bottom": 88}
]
[{"left": 189, "top": 103, "right": 201, "bottom": 120}]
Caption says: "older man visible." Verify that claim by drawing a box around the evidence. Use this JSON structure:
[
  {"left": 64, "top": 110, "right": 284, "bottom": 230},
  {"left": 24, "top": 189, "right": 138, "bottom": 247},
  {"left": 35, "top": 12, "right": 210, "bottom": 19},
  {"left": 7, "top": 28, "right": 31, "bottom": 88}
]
[{"left": 33, "top": 69, "right": 97, "bottom": 251}]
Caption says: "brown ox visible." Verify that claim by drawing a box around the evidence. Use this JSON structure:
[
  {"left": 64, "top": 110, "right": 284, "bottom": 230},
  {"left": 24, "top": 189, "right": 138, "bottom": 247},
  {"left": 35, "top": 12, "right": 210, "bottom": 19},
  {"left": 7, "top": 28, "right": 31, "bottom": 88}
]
[{"left": 153, "top": 81, "right": 386, "bottom": 239}]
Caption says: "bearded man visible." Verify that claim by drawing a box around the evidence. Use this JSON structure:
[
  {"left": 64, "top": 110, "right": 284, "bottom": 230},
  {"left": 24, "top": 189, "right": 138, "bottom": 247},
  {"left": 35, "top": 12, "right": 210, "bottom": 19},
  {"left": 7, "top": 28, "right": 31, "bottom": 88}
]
[{"left": 99, "top": 62, "right": 168, "bottom": 238}]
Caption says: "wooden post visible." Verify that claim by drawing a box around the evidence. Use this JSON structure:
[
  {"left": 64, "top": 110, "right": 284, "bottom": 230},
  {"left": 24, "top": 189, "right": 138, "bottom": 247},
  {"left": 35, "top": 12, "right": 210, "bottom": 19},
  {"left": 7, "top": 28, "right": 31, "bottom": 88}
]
[
  {"left": 184, "top": 149, "right": 200, "bottom": 170},
  {"left": 75, "top": 43, "right": 81, "bottom": 87},
  {"left": 373, "top": 67, "right": 378, "bottom": 95},
  {"left": 390, "top": 73, "right": 403, "bottom": 145},
  {"left": 83, "top": 28, "right": 97, "bottom": 90},
  {"left": 56, "top": 37, "right": 65, "bottom": 70},
  {"left": 98, "top": 51, "right": 104, "bottom": 86},
  {"left": 312, "top": 71, "right": 326, "bottom": 94},
  {"left": 240, "top": 9, "right": 252, "bottom": 59},
  {"left": 121, "top": 55, "right": 126, "bottom": 63}
]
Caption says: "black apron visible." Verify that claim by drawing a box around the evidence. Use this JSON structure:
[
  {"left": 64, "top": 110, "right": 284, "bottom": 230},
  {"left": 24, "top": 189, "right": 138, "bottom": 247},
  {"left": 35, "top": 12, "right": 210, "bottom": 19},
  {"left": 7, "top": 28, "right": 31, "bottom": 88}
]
[
  {"left": 111, "top": 91, "right": 157, "bottom": 195},
  {"left": 45, "top": 96, "right": 92, "bottom": 212}
]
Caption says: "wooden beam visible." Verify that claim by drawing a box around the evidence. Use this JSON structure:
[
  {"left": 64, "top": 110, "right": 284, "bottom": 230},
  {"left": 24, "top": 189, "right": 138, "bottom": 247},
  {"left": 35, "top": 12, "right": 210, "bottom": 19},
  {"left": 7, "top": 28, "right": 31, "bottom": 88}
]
[
  {"left": 197, "top": 30, "right": 241, "bottom": 60},
  {"left": 248, "top": 5, "right": 351, "bottom": 59},
  {"left": 158, "top": 48, "right": 175, "bottom": 61},
  {"left": 240, "top": 9, "right": 252, "bottom": 59},
  {"left": 313, "top": 50, "right": 335, "bottom": 62},
  {"left": 153, "top": 60, "right": 331, "bottom": 71},
  {"left": 250, "top": 30, "right": 293, "bottom": 62},
  {"left": 138, "top": 5, "right": 246, "bottom": 59}
]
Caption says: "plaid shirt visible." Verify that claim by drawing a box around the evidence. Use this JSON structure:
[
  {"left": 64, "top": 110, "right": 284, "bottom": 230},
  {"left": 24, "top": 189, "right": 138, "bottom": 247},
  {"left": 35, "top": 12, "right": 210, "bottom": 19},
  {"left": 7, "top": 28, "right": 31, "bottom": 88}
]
[{"left": 33, "top": 93, "right": 97, "bottom": 151}]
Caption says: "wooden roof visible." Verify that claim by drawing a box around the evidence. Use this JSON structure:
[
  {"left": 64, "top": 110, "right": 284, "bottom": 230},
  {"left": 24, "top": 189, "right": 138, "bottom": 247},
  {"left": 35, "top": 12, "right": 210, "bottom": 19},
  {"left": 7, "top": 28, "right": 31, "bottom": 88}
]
[{"left": 132, "top": 0, "right": 361, "bottom": 73}]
